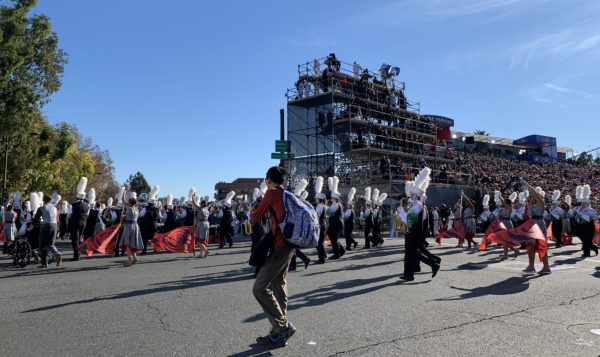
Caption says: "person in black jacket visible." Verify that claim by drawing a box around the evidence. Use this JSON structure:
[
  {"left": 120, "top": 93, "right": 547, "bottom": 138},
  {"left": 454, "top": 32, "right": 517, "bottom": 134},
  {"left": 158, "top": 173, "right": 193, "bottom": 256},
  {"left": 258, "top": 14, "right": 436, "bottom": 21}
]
[
  {"left": 219, "top": 191, "right": 235, "bottom": 249},
  {"left": 139, "top": 198, "right": 160, "bottom": 255},
  {"left": 69, "top": 178, "right": 90, "bottom": 261}
]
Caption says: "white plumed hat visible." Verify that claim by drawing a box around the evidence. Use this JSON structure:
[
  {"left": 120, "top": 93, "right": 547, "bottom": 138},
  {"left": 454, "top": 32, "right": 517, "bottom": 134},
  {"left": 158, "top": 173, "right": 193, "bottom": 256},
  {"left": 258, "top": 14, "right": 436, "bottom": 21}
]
[
  {"left": 582, "top": 184, "right": 591, "bottom": 204},
  {"left": 224, "top": 191, "right": 235, "bottom": 207},
  {"left": 575, "top": 186, "right": 583, "bottom": 202},
  {"left": 188, "top": 187, "right": 196, "bottom": 202},
  {"left": 314, "top": 176, "right": 325, "bottom": 200},
  {"left": 76, "top": 177, "right": 88, "bottom": 199},
  {"left": 564, "top": 194, "right": 571, "bottom": 207},
  {"left": 328, "top": 176, "right": 341, "bottom": 199},
  {"left": 518, "top": 191, "right": 527, "bottom": 205},
  {"left": 508, "top": 192, "right": 518, "bottom": 203},
  {"left": 300, "top": 191, "right": 308, "bottom": 200},
  {"left": 166, "top": 193, "right": 173, "bottom": 209},
  {"left": 364, "top": 187, "right": 372, "bottom": 204},
  {"left": 88, "top": 188, "right": 96, "bottom": 206},
  {"left": 294, "top": 178, "right": 308, "bottom": 197},
  {"left": 252, "top": 188, "right": 260, "bottom": 202},
  {"left": 405, "top": 181, "right": 415, "bottom": 198},
  {"left": 24, "top": 200, "right": 31, "bottom": 212},
  {"left": 551, "top": 190, "right": 561, "bottom": 204},
  {"left": 376, "top": 192, "right": 387, "bottom": 206},
  {"left": 107, "top": 197, "right": 113, "bottom": 207},
  {"left": 372, "top": 188, "right": 380, "bottom": 206},
  {"left": 149, "top": 185, "right": 160, "bottom": 204},
  {"left": 52, "top": 193, "right": 61, "bottom": 206},
  {"left": 30, "top": 192, "right": 41, "bottom": 213},
  {"left": 411, "top": 167, "right": 431, "bottom": 197},
  {"left": 116, "top": 186, "right": 125, "bottom": 207},
  {"left": 259, "top": 180, "right": 268, "bottom": 198},
  {"left": 494, "top": 191, "right": 501, "bottom": 205},
  {"left": 347, "top": 187, "right": 356, "bottom": 206},
  {"left": 482, "top": 194, "right": 489, "bottom": 209},
  {"left": 61, "top": 201, "right": 68, "bottom": 212}
]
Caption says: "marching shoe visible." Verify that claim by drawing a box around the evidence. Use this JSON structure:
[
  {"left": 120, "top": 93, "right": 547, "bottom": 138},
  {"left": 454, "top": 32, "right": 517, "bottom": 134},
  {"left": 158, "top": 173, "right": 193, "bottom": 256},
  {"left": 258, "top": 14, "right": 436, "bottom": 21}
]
[
  {"left": 432, "top": 264, "right": 440, "bottom": 278},
  {"left": 399, "top": 274, "right": 414, "bottom": 281},
  {"left": 304, "top": 258, "right": 311, "bottom": 270}
]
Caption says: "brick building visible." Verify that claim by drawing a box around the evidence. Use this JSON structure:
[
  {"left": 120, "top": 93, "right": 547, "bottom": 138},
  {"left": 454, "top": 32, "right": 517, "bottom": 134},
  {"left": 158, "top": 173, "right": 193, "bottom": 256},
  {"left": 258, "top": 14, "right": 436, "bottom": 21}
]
[{"left": 214, "top": 178, "right": 263, "bottom": 200}]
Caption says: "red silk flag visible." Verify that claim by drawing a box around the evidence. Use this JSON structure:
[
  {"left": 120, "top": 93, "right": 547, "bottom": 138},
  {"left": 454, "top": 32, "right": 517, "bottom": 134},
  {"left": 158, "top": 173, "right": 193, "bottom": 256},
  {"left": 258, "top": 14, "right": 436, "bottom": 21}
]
[
  {"left": 487, "top": 219, "right": 548, "bottom": 259},
  {"left": 0, "top": 222, "right": 5, "bottom": 241},
  {"left": 435, "top": 220, "right": 466, "bottom": 245},
  {"left": 479, "top": 218, "right": 507, "bottom": 250},
  {"left": 150, "top": 226, "right": 195, "bottom": 254},
  {"left": 78, "top": 223, "right": 122, "bottom": 256},
  {"left": 593, "top": 222, "right": 600, "bottom": 246},
  {"left": 546, "top": 221, "right": 573, "bottom": 245}
]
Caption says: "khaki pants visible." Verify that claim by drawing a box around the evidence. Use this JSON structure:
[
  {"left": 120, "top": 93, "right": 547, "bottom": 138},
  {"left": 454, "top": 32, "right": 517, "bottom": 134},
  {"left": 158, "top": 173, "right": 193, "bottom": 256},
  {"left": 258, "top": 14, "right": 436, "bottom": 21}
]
[{"left": 252, "top": 245, "right": 296, "bottom": 333}]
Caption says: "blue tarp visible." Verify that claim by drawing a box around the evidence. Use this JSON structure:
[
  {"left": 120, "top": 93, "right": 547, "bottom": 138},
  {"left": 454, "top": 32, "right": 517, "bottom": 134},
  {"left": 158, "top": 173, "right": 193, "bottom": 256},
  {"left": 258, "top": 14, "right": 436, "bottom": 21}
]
[{"left": 513, "top": 135, "right": 556, "bottom": 147}]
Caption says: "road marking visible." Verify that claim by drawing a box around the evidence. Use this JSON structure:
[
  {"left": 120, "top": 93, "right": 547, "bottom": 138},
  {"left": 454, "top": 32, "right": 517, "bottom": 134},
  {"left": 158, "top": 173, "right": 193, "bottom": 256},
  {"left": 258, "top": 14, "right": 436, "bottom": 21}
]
[{"left": 591, "top": 329, "right": 600, "bottom": 336}]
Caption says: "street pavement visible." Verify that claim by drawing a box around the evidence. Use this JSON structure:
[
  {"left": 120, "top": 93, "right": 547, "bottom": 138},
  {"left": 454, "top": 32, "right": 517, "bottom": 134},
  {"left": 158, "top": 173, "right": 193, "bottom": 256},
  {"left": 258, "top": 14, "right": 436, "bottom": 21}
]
[{"left": 1, "top": 234, "right": 599, "bottom": 357}]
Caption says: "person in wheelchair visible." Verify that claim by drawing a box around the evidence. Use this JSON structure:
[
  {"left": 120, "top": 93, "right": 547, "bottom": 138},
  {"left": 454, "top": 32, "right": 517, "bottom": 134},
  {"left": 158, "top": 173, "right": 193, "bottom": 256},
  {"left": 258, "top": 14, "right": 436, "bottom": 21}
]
[{"left": 33, "top": 194, "right": 62, "bottom": 268}]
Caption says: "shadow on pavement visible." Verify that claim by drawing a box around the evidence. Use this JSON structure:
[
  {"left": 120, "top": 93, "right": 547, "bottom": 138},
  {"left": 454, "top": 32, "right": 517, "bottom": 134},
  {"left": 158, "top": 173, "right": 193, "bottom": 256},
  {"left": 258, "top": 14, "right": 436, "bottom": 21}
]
[
  {"left": 228, "top": 343, "right": 274, "bottom": 357},
  {"left": 433, "top": 276, "right": 540, "bottom": 301}
]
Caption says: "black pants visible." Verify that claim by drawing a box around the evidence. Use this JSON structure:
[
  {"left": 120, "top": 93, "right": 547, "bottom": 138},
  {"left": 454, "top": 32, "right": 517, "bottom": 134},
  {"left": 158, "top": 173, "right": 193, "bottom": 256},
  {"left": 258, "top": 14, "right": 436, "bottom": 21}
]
[
  {"left": 579, "top": 222, "right": 597, "bottom": 256},
  {"left": 69, "top": 222, "right": 85, "bottom": 260},
  {"left": 364, "top": 223, "right": 373, "bottom": 248},
  {"left": 289, "top": 249, "right": 310, "bottom": 269},
  {"left": 219, "top": 227, "right": 232, "bottom": 248},
  {"left": 403, "top": 232, "right": 418, "bottom": 279},
  {"left": 344, "top": 225, "right": 357, "bottom": 249},
  {"left": 316, "top": 225, "right": 326, "bottom": 261},
  {"left": 140, "top": 227, "right": 156, "bottom": 253},
  {"left": 328, "top": 224, "right": 344, "bottom": 256},
  {"left": 39, "top": 224, "right": 58, "bottom": 265},
  {"left": 551, "top": 220, "right": 563, "bottom": 247}
]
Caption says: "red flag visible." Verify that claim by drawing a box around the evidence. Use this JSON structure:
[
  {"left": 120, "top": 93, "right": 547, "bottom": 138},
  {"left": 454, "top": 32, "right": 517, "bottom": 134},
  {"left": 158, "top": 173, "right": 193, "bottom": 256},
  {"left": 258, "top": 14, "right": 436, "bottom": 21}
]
[
  {"left": 594, "top": 222, "right": 600, "bottom": 246},
  {"left": 546, "top": 221, "right": 573, "bottom": 245},
  {"left": 150, "top": 226, "right": 195, "bottom": 254},
  {"left": 78, "top": 223, "right": 122, "bottom": 256},
  {"left": 487, "top": 219, "right": 548, "bottom": 259},
  {"left": 479, "top": 218, "right": 507, "bottom": 250},
  {"left": 435, "top": 220, "right": 466, "bottom": 245},
  {"left": 0, "top": 222, "right": 5, "bottom": 241}
]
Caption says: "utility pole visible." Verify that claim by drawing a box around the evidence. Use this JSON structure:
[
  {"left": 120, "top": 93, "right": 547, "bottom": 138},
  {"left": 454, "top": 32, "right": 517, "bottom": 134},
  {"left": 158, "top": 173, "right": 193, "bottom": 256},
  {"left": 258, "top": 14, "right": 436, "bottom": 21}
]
[{"left": 2, "top": 136, "right": 8, "bottom": 206}]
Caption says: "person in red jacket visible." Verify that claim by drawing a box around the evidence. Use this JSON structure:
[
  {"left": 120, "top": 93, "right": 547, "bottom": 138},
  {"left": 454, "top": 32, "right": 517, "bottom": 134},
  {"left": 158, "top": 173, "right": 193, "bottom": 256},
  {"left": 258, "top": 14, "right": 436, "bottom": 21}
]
[{"left": 250, "top": 166, "right": 296, "bottom": 349}]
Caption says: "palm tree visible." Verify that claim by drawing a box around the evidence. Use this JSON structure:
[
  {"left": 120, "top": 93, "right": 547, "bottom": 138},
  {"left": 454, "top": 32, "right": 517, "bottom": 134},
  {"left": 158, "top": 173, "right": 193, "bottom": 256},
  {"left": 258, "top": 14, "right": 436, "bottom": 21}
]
[{"left": 473, "top": 130, "right": 490, "bottom": 136}]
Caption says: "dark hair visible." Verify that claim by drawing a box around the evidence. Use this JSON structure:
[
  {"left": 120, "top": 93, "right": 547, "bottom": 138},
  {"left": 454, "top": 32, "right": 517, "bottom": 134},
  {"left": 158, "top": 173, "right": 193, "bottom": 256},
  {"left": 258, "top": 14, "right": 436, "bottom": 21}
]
[
  {"left": 7, "top": 205, "right": 13, "bottom": 211},
  {"left": 128, "top": 197, "right": 137, "bottom": 206},
  {"left": 43, "top": 195, "right": 52, "bottom": 204},
  {"left": 266, "top": 166, "right": 286, "bottom": 185}
]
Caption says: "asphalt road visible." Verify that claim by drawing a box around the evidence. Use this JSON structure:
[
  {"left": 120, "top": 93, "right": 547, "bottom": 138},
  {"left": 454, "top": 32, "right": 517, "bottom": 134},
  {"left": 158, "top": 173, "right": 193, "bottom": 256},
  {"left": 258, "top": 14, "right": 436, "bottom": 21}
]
[{"left": 1, "top": 234, "right": 599, "bottom": 357}]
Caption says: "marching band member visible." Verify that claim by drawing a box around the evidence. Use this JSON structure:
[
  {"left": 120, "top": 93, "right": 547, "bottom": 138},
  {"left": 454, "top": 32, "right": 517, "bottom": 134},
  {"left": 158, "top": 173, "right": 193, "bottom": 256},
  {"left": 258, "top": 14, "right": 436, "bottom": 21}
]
[
  {"left": 326, "top": 176, "right": 345, "bottom": 259},
  {"left": 313, "top": 176, "right": 327, "bottom": 264},
  {"left": 574, "top": 185, "right": 598, "bottom": 257},
  {"left": 343, "top": 188, "right": 358, "bottom": 250},
  {"left": 549, "top": 190, "right": 564, "bottom": 248}
]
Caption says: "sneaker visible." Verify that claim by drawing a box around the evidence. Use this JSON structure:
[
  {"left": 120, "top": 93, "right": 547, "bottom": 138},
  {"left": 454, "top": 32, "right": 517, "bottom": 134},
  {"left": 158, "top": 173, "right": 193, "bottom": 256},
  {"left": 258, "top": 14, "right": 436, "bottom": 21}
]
[
  {"left": 256, "top": 331, "right": 273, "bottom": 345},
  {"left": 522, "top": 267, "right": 536, "bottom": 274},
  {"left": 267, "top": 333, "right": 287, "bottom": 349},
  {"left": 538, "top": 269, "right": 552, "bottom": 275},
  {"left": 284, "top": 322, "right": 297, "bottom": 339},
  {"left": 457, "top": 244, "right": 464, "bottom": 248}
]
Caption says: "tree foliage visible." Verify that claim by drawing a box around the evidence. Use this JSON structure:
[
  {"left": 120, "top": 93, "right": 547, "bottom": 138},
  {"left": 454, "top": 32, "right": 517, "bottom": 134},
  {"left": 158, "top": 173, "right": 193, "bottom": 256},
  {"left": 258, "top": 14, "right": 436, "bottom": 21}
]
[
  {"left": 125, "top": 171, "right": 151, "bottom": 195},
  {"left": 473, "top": 130, "right": 490, "bottom": 136},
  {"left": 0, "top": 0, "right": 68, "bottom": 135}
]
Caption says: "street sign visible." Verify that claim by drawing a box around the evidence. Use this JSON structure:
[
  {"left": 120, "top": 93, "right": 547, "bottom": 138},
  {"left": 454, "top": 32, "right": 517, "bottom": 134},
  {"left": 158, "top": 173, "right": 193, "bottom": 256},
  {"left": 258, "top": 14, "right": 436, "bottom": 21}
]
[
  {"left": 275, "top": 140, "right": 290, "bottom": 152},
  {"left": 271, "top": 152, "right": 295, "bottom": 160}
]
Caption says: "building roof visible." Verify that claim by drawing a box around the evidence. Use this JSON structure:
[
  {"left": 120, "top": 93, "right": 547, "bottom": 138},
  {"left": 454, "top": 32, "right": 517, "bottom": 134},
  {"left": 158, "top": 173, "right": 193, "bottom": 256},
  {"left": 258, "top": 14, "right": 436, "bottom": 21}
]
[{"left": 451, "top": 131, "right": 574, "bottom": 154}]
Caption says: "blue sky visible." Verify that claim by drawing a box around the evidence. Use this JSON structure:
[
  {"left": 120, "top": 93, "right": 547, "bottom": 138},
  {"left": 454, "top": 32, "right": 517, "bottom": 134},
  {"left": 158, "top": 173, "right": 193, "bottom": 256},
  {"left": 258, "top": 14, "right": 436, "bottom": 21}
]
[{"left": 33, "top": 0, "right": 600, "bottom": 198}]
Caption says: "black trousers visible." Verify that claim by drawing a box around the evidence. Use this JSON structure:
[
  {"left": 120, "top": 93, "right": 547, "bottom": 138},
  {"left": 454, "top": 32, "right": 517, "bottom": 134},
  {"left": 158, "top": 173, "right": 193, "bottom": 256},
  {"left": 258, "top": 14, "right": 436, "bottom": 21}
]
[
  {"left": 328, "top": 224, "right": 344, "bottom": 256},
  {"left": 140, "top": 227, "right": 156, "bottom": 253},
  {"left": 551, "top": 219, "right": 563, "bottom": 246},
  {"left": 289, "top": 249, "right": 310, "bottom": 269},
  {"left": 344, "top": 224, "right": 357, "bottom": 248},
  {"left": 219, "top": 227, "right": 232, "bottom": 247},
  {"left": 403, "top": 232, "right": 418, "bottom": 279},
  {"left": 39, "top": 224, "right": 58, "bottom": 265},
  {"left": 69, "top": 222, "right": 85, "bottom": 260},
  {"left": 316, "top": 224, "right": 326, "bottom": 261},
  {"left": 364, "top": 223, "right": 373, "bottom": 247},
  {"left": 578, "top": 222, "right": 596, "bottom": 256}
]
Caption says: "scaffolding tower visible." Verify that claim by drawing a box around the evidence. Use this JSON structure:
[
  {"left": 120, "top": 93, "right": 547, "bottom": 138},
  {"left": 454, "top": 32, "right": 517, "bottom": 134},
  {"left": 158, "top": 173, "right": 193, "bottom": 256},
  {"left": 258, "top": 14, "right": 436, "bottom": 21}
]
[{"left": 286, "top": 55, "right": 457, "bottom": 231}]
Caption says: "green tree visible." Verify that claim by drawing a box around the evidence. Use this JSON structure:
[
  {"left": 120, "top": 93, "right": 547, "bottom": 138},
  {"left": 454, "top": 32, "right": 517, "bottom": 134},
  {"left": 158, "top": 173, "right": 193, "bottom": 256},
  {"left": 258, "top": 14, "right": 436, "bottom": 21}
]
[
  {"left": 125, "top": 172, "right": 151, "bottom": 194},
  {"left": 473, "top": 130, "right": 490, "bottom": 136},
  {"left": 0, "top": 0, "right": 68, "bottom": 135}
]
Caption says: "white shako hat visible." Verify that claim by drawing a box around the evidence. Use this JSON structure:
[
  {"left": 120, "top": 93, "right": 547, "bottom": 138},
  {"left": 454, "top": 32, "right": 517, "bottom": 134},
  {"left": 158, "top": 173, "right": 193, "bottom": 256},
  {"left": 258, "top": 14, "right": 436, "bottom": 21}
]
[
  {"left": 482, "top": 194, "right": 490, "bottom": 209},
  {"left": 51, "top": 193, "right": 61, "bottom": 206},
  {"left": 518, "top": 191, "right": 527, "bottom": 205},
  {"left": 115, "top": 186, "right": 125, "bottom": 208},
  {"left": 188, "top": 187, "right": 196, "bottom": 204},
  {"left": 575, "top": 186, "right": 583, "bottom": 203},
  {"left": 12, "top": 191, "right": 21, "bottom": 208},
  {"left": 24, "top": 200, "right": 31, "bottom": 212},
  {"left": 224, "top": 191, "right": 235, "bottom": 207},
  {"left": 372, "top": 188, "right": 380, "bottom": 206},
  {"left": 364, "top": 187, "right": 372, "bottom": 205},
  {"left": 300, "top": 191, "right": 308, "bottom": 200},
  {"left": 551, "top": 190, "right": 561, "bottom": 205},
  {"left": 294, "top": 178, "right": 308, "bottom": 197},
  {"left": 29, "top": 192, "right": 41, "bottom": 213},
  {"left": 410, "top": 167, "right": 431, "bottom": 197},
  {"left": 149, "top": 185, "right": 160, "bottom": 204},
  {"left": 328, "top": 176, "right": 341, "bottom": 199},
  {"left": 420, "top": 194, "right": 427, "bottom": 204},
  {"left": 107, "top": 197, "right": 113, "bottom": 208},
  {"left": 376, "top": 192, "right": 388, "bottom": 206},
  {"left": 76, "top": 177, "right": 88, "bottom": 199},
  {"left": 314, "top": 176, "right": 325, "bottom": 200},
  {"left": 258, "top": 180, "right": 267, "bottom": 199},
  {"left": 87, "top": 188, "right": 96, "bottom": 206},
  {"left": 581, "top": 184, "right": 591, "bottom": 204},
  {"left": 405, "top": 181, "right": 414, "bottom": 202},
  {"left": 252, "top": 188, "right": 260, "bottom": 202},
  {"left": 346, "top": 187, "right": 356, "bottom": 206},
  {"left": 61, "top": 200, "right": 68, "bottom": 212},
  {"left": 166, "top": 193, "right": 173, "bottom": 209},
  {"left": 564, "top": 195, "right": 572, "bottom": 207},
  {"left": 535, "top": 186, "right": 545, "bottom": 199},
  {"left": 508, "top": 192, "right": 518, "bottom": 203}
]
